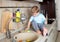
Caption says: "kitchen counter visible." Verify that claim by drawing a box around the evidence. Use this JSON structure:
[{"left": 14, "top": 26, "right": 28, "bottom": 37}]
[
  {"left": 0, "top": 20, "right": 57, "bottom": 42},
  {"left": 13, "top": 20, "right": 57, "bottom": 42}
]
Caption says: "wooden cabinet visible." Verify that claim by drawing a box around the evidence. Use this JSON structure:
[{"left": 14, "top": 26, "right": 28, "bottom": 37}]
[
  {"left": 39, "top": 0, "right": 56, "bottom": 24},
  {"left": 40, "top": 0, "right": 56, "bottom": 18}
]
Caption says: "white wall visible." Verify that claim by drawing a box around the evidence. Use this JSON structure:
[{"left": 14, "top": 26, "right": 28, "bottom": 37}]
[{"left": 55, "top": 0, "right": 60, "bottom": 30}]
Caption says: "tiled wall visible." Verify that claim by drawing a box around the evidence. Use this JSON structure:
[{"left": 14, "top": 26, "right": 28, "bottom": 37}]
[
  {"left": 0, "top": 0, "right": 40, "bottom": 7},
  {"left": 0, "top": 1, "right": 40, "bottom": 30}
]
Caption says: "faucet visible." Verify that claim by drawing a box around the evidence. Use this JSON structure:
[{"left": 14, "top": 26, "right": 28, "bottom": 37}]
[{"left": 5, "top": 17, "right": 15, "bottom": 39}]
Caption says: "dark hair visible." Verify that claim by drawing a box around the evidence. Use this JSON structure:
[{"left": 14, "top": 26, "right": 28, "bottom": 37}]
[{"left": 32, "top": 6, "right": 39, "bottom": 12}]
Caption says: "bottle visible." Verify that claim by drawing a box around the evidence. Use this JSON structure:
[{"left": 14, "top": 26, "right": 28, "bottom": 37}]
[
  {"left": 15, "top": 9, "right": 21, "bottom": 23},
  {"left": 13, "top": 12, "right": 16, "bottom": 22}
]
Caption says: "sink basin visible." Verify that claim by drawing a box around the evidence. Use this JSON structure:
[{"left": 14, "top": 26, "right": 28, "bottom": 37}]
[
  {"left": 13, "top": 21, "right": 55, "bottom": 42},
  {"left": 14, "top": 32, "right": 39, "bottom": 42},
  {"left": 13, "top": 24, "right": 52, "bottom": 42}
]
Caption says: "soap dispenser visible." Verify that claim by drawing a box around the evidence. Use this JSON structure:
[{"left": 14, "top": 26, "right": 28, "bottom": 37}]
[{"left": 15, "top": 9, "right": 21, "bottom": 23}]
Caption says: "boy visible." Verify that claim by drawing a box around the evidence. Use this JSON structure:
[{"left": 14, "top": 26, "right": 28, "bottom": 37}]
[{"left": 26, "top": 6, "right": 47, "bottom": 36}]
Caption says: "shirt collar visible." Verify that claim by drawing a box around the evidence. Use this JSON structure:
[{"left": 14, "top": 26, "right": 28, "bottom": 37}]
[
  {"left": 33, "top": 12, "right": 40, "bottom": 17},
  {"left": 36, "top": 12, "right": 40, "bottom": 16}
]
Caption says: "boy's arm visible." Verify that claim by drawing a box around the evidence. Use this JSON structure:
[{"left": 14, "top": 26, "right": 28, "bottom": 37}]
[
  {"left": 26, "top": 16, "right": 33, "bottom": 30},
  {"left": 26, "top": 21, "right": 31, "bottom": 30}
]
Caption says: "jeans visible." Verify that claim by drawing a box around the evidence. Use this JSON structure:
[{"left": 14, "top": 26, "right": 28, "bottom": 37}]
[{"left": 32, "top": 20, "right": 44, "bottom": 32}]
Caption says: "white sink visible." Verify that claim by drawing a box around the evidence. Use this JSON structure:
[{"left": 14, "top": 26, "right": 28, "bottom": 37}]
[{"left": 14, "top": 32, "right": 39, "bottom": 42}]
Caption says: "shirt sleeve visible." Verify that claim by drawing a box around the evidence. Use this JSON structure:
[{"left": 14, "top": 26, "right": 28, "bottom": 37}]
[
  {"left": 41, "top": 14, "right": 46, "bottom": 22},
  {"left": 42, "top": 14, "right": 45, "bottom": 20},
  {"left": 29, "top": 16, "right": 34, "bottom": 22}
]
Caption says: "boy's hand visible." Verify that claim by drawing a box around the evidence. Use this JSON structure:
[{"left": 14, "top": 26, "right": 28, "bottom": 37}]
[
  {"left": 25, "top": 21, "right": 31, "bottom": 31},
  {"left": 25, "top": 28, "right": 29, "bottom": 31}
]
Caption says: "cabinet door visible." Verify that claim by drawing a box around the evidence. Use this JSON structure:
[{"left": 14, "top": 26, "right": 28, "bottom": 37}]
[
  {"left": 52, "top": 26, "right": 58, "bottom": 42},
  {"left": 47, "top": 26, "right": 57, "bottom": 42},
  {"left": 47, "top": 28, "right": 54, "bottom": 42}
]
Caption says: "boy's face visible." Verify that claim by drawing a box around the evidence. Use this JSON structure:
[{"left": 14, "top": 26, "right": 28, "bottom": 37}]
[
  {"left": 31, "top": 8, "right": 36, "bottom": 13},
  {"left": 32, "top": 8, "right": 36, "bottom": 14},
  {"left": 31, "top": 8, "right": 38, "bottom": 15}
]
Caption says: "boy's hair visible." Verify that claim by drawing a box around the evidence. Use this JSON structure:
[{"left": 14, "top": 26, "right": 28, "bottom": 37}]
[{"left": 32, "top": 6, "right": 39, "bottom": 13}]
